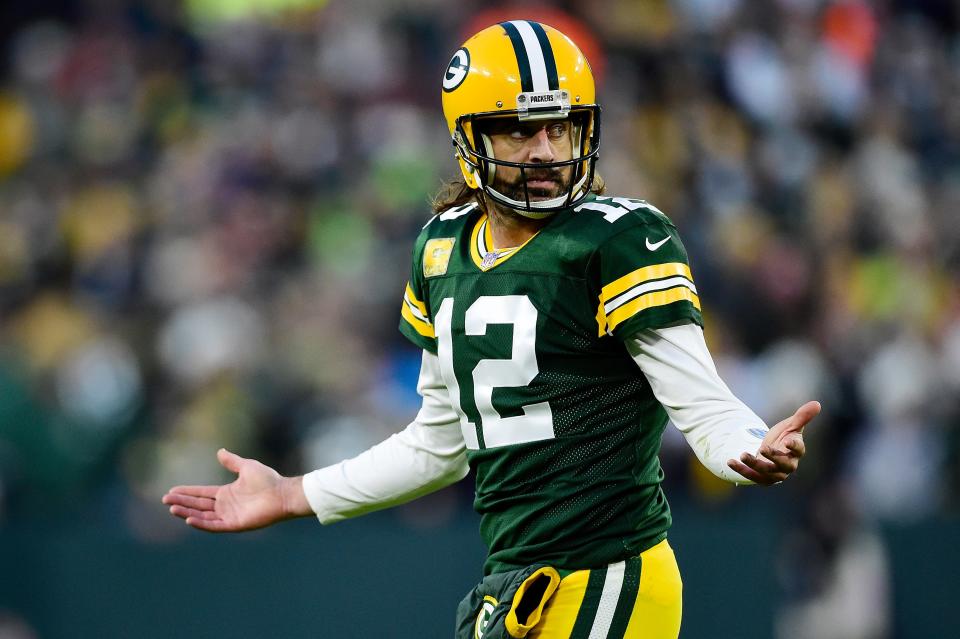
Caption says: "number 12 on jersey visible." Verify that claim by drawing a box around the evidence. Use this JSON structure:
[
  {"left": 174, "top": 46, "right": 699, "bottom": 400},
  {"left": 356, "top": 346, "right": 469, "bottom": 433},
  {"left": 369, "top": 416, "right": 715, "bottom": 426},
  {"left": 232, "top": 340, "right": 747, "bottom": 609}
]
[{"left": 435, "top": 296, "right": 555, "bottom": 450}]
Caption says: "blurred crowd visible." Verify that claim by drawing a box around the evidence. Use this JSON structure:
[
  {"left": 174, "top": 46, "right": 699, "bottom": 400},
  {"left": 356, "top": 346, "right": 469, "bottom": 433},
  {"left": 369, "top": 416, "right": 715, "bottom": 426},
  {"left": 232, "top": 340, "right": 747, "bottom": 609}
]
[{"left": 0, "top": 0, "right": 958, "bottom": 632}]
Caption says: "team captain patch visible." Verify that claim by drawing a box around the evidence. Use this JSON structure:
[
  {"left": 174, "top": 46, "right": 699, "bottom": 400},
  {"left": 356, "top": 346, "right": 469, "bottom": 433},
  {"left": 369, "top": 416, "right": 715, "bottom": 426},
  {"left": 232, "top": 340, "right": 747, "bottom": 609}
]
[{"left": 424, "top": 238, "right": 456, "bottom": 277}]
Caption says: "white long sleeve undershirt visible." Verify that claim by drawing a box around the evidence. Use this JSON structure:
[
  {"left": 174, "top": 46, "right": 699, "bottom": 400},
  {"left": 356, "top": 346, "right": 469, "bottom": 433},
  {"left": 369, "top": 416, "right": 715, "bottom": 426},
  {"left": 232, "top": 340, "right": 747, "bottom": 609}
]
[
  {"left": 302, "top": 323, "right": 767, "bottom": 523},
  {"left": 625, "top": 323, "right": 768, "bottom": 484},
  {"left": 302, "top": 351, "right": 468, "bottom": 524}
]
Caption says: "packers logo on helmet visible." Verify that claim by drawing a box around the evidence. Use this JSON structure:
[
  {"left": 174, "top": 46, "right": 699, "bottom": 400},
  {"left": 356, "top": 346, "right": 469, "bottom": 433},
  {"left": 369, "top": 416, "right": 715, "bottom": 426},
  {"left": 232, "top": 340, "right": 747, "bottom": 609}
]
[
  {"left": 443, "top": 47, "right": 471, "bottom": 92},
  {"left": 441, "top": 20, "right": 601, "bottom": 218}
]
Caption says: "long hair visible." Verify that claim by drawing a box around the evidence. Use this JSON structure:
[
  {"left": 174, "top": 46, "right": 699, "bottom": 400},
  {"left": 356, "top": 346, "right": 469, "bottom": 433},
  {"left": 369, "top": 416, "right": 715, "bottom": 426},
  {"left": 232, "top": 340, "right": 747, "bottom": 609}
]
[{"left": 430, "top": 172, "right": 606, "bottom": 214}]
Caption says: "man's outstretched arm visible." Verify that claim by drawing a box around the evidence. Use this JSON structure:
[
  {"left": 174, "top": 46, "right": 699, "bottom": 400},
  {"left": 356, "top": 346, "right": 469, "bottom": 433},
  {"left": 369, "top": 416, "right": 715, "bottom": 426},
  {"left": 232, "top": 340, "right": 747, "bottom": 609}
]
[
  {"left": 627, "top": 323, "right": 820, "bottom": 486},
  {"left": 163, "top": 350, "right": 468, "bottom": 531},
  {"left": 163, "top": 448, "right": 311, "bottom": 531}
]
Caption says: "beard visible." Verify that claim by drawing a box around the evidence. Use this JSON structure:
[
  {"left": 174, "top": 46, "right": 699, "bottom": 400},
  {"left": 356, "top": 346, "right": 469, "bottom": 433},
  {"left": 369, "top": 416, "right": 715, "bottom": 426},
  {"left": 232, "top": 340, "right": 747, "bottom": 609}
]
[{"left": 489, "top": 166, "right": 572, "bottom": 203}]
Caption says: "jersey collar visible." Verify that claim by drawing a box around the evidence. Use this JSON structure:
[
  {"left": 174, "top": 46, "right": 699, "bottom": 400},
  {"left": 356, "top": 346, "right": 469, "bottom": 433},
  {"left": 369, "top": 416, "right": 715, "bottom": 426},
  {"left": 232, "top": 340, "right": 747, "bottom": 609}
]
[{"left": 469, "top": 213, "right": 540, "bottom": 271}]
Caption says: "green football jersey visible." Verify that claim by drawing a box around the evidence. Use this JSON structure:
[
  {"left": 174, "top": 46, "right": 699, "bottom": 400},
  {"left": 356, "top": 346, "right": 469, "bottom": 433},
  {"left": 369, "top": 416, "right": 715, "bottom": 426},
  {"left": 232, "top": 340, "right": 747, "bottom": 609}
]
[{"left": 399, "top": 193, "right": 703, "bottom": 576}]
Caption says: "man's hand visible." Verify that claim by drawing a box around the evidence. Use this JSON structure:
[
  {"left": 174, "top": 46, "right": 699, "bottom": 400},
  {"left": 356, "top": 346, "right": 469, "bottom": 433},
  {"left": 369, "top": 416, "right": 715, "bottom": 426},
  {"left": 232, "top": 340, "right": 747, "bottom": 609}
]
[
  {"left": 727, "top": 401, "right": 821, "bottom": 486},
  {"left": 162, "top": 448, "right": 312, "bottom": 532}
]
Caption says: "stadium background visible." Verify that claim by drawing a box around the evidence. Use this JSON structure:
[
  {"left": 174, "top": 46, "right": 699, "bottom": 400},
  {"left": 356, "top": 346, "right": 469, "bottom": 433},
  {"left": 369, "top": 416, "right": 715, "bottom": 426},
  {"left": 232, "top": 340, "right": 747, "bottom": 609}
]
[{"left": 0, "top": 0, "right": 957, "bottom": 636}]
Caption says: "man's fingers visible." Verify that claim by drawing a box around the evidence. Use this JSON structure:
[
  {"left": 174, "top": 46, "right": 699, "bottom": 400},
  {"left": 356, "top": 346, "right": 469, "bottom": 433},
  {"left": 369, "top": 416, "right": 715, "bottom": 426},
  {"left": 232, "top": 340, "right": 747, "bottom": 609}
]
[
  {"left": 162, "top": 493, "right": 215, "bottom": 511},
  {"left": 740, "top": 452, "right": 778, "bottom": 474},
  {"left": 727, "top": 459, "right": 764, "bottom": 483},
  {"left": 185, "top": 518, "right": 235, "bottom": 533},
  {"left": 169, "top": 505, "right": 214, "bottom": 520},
  {"left": 169, "top": 503, "right": 240, "bottom": 532},
  {"left": 782, "top": 401, "right": 822, "bottom": 434},
  {"left": 165, "top": 485, "right": 219, "bottom": 499},
  {"left": 783, "top": 435, "right": 805, "bottom": 457},
  {"left": 756, "top": 434, "right": 805, "bottom": 469},
  {"left": 759, "top": 444, "right": 788, "bottom": 459},
  {"left": 730, "top": 457, "right": 784, "bottom": 484},
  {"left": 217, "top": 448, "right": 244, "bottom": 473},
  {"left": 732, "top": 404, "right": 816, "bottom": 485},
  {"left": 771, "top": 455, "right": 799, "bottom": 474},
  {"left": 727, "top": 459, "right": 786, "bottom": 485}
]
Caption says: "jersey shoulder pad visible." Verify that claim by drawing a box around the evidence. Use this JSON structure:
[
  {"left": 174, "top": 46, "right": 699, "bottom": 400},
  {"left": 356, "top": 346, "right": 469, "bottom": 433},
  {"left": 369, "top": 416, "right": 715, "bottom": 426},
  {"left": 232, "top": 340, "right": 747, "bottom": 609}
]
[
  {"left": 400, "top": 205, "right": 480, "bottom": 353},
  {"left": 584, "top": 196, "right": 701, "bottom": 339},
  {"left": 413, "top": 201, "right": 478, "bottom": 262},
  {"left": 421, "top": 202, "right": 480, "bottom": 234}
]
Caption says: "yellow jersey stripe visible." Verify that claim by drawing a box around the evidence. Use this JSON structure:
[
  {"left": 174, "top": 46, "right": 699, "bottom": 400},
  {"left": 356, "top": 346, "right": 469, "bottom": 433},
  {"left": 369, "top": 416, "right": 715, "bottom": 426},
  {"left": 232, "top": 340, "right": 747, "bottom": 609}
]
[
  {"left": 403, "top": 296, "right": 430, "bottom": 324},
  {"left": 401, "top": 301, "right": 435, "bottom": 338},
  {"left": 599, "top": 286, "right": 701, "bottom": 335},
  {"left": 604, "top": 275, "right": 698, "bottom": 315},
  {"left": 600, "top": 262, "right": 693, "bottom": 304},
  {"left": 403, "top": 283, "right": 428, "bottom": 315},
  {"left": 469, "top": 215, "right": 485, "bottom": 268}
]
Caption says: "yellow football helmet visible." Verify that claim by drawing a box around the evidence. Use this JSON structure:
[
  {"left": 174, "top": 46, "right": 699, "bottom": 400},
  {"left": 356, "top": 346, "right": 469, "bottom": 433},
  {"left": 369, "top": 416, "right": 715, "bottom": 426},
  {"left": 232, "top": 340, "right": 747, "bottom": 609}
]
[{"left": 441, "top": 20, "right": 601, "bottom": 217}]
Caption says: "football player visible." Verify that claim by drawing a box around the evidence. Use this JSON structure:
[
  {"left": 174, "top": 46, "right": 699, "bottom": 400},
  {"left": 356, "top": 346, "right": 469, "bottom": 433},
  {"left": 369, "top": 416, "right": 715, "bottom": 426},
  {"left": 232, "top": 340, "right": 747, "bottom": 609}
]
[{"left": 163, "top": 21, "right": 820, "bottom": 639}]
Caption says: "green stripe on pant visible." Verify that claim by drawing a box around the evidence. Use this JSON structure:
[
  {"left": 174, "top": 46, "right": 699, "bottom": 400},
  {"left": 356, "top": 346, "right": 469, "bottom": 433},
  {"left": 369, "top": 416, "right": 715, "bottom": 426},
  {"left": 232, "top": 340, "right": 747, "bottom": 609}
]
[
  {"left": 569, "top": 566, "right": 608, "bottom": 639},
  {"left": 607, "top": 557, "right": 642, "bottom": 637}
]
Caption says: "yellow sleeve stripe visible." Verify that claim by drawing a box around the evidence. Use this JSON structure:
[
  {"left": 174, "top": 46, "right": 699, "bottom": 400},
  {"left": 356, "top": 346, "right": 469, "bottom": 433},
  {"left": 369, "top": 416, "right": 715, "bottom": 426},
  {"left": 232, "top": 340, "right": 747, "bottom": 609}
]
[
  {"left": 600, "top": 262, "right": 693, "bottom": 305},
  {"left": 404, "top": 283, "right": 428, "bottom": 315},
  {"left": 401, "top": 300, "right": 435, "bottom": 338},
  {"left": 604, "top": 276, "right": 697, "bottom": 316},
  {"left": 598, "top": 286, "right": 701, "bottom": 336}
]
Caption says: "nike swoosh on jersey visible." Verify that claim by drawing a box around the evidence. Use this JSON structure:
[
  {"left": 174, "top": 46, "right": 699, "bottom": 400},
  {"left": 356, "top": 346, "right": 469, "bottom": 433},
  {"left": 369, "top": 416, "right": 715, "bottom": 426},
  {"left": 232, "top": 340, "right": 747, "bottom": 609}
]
[{"left": 645, "top": 236, "right": 670, "bottom": 251}]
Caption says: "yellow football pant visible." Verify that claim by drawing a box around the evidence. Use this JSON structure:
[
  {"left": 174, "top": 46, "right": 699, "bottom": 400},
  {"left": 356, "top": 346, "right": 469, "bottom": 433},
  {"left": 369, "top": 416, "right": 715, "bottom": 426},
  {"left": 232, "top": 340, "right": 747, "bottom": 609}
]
[{"left": 507, "top": 540, "right": 682, "bottom": 639}]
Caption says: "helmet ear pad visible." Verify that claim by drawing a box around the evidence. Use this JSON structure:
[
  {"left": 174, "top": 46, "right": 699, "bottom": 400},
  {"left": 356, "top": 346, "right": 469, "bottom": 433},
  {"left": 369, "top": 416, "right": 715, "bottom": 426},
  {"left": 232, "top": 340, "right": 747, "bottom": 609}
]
[
  {"left": 478, "top": 133, "right": 496, "bottom": 185},
  {"left": 456, "top": 155, "right": 480, "bottom": 188},
  {"left": 468, "top": 117, "right": 497, "bottom": 188},
  {"left": 570, "top": 112, "right": 590, "bottom": 184},
  {"left": 452, "top": 124, "right": 481, "bottom": 188}
]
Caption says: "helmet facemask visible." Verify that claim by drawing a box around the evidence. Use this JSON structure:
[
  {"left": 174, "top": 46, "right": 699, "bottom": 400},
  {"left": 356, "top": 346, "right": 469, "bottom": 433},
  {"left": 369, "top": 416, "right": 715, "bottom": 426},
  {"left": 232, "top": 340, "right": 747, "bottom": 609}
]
[{"left": 453, "top": 105, "right": 601, "bottom": 219}]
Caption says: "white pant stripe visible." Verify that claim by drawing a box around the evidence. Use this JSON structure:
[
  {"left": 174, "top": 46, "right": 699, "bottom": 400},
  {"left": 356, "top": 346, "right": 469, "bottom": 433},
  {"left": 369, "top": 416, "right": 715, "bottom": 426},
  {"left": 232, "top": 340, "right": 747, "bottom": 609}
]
[{"left": 587, "top": 561, "right": 626, "bottom": 639}]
